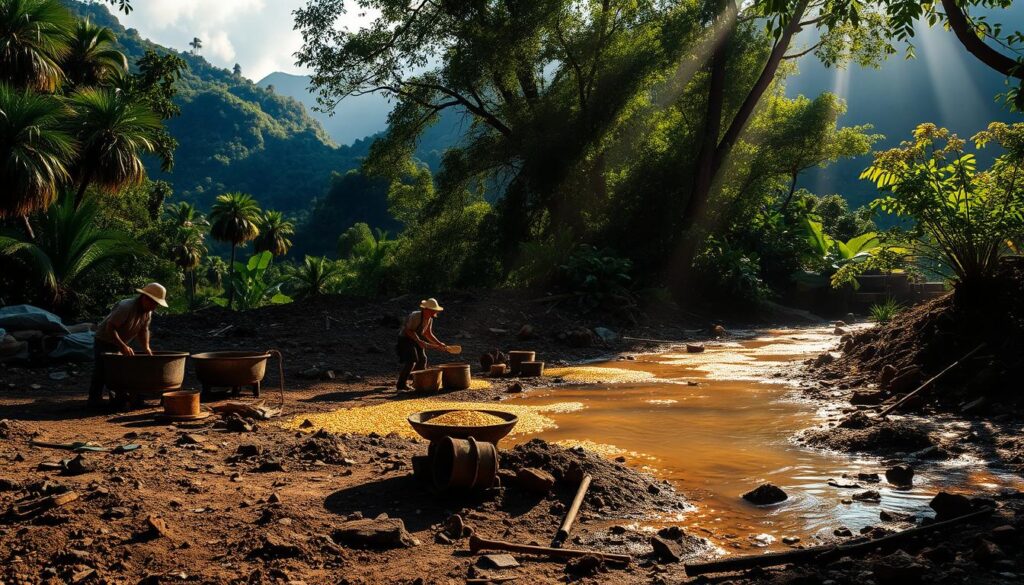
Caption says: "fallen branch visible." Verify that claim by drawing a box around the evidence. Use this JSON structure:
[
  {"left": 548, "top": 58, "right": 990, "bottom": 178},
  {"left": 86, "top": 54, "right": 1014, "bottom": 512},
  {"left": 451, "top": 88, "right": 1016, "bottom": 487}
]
[
  {"left": 878, "top": 344, "right": 985, "bottom": 417},
  {"left": 5, "top": 491, "right": 80, "bottom": 521},
  {"left": 684, "top": 507, "right": 993, "bottom": 576}
]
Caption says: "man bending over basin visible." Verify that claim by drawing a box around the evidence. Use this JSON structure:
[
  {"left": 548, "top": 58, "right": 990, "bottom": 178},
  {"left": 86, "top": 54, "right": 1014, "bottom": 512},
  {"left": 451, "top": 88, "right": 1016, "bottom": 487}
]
[
  {"left": 396, "top": 297, "right": 449, "bottom": 391},
  {"left": 88, "top": 282, "right": 168, "bottom": 408}
]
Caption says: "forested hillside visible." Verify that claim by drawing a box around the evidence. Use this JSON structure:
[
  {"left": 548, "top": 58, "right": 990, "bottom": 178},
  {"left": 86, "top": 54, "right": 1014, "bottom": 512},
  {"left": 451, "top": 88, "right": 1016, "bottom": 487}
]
[{"left": 63, "top": 0, "right": 370, "bottom": 213}]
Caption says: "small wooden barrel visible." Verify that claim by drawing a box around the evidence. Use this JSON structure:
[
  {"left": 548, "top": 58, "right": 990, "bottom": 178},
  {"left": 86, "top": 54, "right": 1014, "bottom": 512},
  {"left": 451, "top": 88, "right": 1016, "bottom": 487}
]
[
  {"left": 411, "top": 368, "right": 443, "bottom": 392},
  {"left": 489, "top": 363, "right": 508, "bottom": 377},
  {"left": 519, "top": 361, "right": 545, "bottom": 377},
  {"left": 508, "top": 350, "right": 536, "bottom": 375},
  {"left": 440, "top": 363, "right": 472, "bottom": 390}
]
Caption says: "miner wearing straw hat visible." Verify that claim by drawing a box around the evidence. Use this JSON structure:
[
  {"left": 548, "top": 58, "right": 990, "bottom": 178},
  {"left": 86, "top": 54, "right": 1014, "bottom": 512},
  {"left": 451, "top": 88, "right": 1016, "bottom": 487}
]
[
  {"left": 88, "top": 283, "right": 168, "bottom": 408},
  {"left": 395, "top": 297, "right": 449, "bottom": 391}
]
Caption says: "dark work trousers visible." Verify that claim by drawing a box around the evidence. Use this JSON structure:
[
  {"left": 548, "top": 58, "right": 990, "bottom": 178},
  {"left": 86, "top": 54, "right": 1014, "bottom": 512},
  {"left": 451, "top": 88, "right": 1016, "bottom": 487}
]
[
  {"left": 395, "top": 335, "right": 427, "bottom": 389},
  {"left": 89, "top": 339, "right": 120, "bottom": 402}
]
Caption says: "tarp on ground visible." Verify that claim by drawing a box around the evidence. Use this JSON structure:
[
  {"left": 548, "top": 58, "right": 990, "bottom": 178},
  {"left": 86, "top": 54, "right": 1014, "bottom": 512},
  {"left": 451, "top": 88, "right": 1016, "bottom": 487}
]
[
  {"left": 48, "top": 331, "right": 94, "bottom": 362},
  {"left": 0, "top": 305, "right": 69, "bottom": 335}
]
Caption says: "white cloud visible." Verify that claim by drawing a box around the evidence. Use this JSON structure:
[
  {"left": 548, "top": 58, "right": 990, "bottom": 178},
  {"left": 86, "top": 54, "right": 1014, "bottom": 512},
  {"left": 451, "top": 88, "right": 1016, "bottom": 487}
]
[{"left": 117, "top": 0, "right": 314, "bottom": 81}]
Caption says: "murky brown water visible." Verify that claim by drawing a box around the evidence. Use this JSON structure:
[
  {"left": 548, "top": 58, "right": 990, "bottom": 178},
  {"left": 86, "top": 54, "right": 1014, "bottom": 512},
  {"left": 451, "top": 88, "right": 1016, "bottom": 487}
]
[{"left": 508, "top": 326, "right": 1024, "bottom": 552}]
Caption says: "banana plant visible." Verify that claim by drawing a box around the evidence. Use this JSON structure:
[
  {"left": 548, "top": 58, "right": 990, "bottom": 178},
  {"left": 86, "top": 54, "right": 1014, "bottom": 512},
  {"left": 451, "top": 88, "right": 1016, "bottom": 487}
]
[
  {"left": 212, "top": 250, "right": 290, "bottom": 310},
  {"left": 804, "top": 217, "right": 880, "bottom": 266}
]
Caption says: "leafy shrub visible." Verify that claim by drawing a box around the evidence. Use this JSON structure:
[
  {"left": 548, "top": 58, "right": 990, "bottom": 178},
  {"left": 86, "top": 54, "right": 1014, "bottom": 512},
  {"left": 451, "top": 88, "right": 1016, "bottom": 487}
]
[
  {"left": 869, "top": 297, "right": 904, "bottom": 324},
  {"left": 212, "top": 251, "right": 290, "bottom": 310},
  {"left": 692, "top": 238, "right": 770, "bottom": 306},
  {"left": 557, "top": 245, "right": 634, "bottom": 311}
]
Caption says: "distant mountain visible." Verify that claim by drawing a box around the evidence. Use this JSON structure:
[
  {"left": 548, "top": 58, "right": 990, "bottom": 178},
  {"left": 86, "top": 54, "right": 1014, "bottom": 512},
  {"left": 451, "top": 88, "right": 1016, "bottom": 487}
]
[
  {"left": 787, "top": 17, "right": 1023, "bottom": 208},
  {"left": 257, "top": 72, "right": 470, "bottom": 169},
  {"left": 63, "top": 1, "right": 370, "bottom": 213}
]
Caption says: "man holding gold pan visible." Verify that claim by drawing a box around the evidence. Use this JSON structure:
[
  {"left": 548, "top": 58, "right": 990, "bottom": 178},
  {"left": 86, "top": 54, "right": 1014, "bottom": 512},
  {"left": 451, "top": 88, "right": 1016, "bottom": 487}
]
[{"left": 395, "top": 298, "right": 449, "bottom": 391}]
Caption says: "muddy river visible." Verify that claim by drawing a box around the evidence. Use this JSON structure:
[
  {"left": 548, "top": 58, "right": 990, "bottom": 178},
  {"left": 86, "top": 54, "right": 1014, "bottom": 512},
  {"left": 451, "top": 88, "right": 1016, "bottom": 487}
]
[{"left": 505, "top": 325, "right": 1024, "bottom": 552}]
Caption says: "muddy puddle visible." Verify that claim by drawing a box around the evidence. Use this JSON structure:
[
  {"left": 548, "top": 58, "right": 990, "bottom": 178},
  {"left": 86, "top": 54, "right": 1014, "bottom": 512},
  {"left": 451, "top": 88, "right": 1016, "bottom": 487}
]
[{"left": 506, "top": 325, "right": 1024, "bottom": 552}]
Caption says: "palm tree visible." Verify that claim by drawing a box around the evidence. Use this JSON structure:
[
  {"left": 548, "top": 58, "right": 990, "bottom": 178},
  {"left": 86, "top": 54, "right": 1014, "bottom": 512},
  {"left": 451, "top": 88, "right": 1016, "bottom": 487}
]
[
  {"left": 189, "top": 37, "right": 202, "bottom": 55},
  {"left": 209, "top": 192, "right": 260, "bottom": 309},
  {"left": 288, "top": 256, "right": 343, "bottom": 299},
  {"left": 171, "top": 225, "right": 206, "bottom": 311},
  {"left": 61, "top": 19, "right": 127, "bottom": 88},
  {"left": 68, "top": 87, "right": 162, "bottom": 208},
  {"left": 0, "top": 83, "right": 76, "bottom": 238},
  {"left": 164, "top": 201, "right": 207, "bottom": 229},
  {"left": 0, "top": 191, "right": 142, "bottom": 310},
  {"left": 253, "top": 210, "right": 294, "bottom": 256},
  {"left": 0, "top": 0, "right": 73, "bottom": 92}
]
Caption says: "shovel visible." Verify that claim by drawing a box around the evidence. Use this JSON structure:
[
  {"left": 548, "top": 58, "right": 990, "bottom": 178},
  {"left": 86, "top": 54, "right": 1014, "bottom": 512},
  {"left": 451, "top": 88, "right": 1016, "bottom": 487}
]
[{"left": 441, "top": 344, "right": 462, "bottom": 355}]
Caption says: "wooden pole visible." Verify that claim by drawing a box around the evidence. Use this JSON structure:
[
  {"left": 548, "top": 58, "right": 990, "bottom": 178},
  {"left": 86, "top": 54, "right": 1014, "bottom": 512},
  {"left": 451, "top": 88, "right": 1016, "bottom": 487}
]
[
  {"left": 878, "top": 344, "right": 985, "bottom": 417},
  {"left": 684, "top": 507, "right": 993, "bottom": 576},
  {"left": 553, "top": 474, "right": 592, "bottom": 547},
  {"left": 469, "top": 535, "right": 631, "bottom": 564}
]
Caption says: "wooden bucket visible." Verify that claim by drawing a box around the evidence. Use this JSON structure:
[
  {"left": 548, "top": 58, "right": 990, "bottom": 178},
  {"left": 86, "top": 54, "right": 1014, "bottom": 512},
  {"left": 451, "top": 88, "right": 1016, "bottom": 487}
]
[
  {"left": 489, "top": 363, "right": 508, "bottom": 377},
  {"left": 162, "top": 391, "right": 200, "bottom": 416},
  {"left": 440, "top": 363, "right": 472, "bottom": 390},
  {"left": 508, "top": 350, "right": 536, "bottom": 375},
  {"left": 411, "top": 368, "right": 442, "bottom": 392},
  {"left": 429, "top": 436, "right": 499, "bottom": 491},
  {"left": 519, "top": 361, "right": 545, "bottom": 377}
]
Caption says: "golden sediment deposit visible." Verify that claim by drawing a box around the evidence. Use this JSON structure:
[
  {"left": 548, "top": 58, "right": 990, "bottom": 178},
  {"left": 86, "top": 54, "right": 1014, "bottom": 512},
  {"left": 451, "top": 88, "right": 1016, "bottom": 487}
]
[
  {"left": 544, "top": 366, "right": 655, "bottom": 384},
  {"left": 426, "top": 410, "right": 506, "bottom": 426}
]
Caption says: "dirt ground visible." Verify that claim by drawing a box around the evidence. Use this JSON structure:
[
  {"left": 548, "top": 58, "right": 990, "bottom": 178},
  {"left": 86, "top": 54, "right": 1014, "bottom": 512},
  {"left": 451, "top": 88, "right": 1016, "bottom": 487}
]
[{"left": 1, "top": 290, "right": 1022, "bottom": 584}]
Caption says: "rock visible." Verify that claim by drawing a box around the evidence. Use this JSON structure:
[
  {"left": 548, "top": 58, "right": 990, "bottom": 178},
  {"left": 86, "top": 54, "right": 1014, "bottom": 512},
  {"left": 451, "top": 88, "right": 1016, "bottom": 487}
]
[
  {"left": 885, "top": 464, "right": 914, "bottom": 487},
  {"left": 886, "top": 366, "right": 922, "bottom": 394},
  {"left": 478, "top": 553, "right": 519, "bottom": 569},
  {"left": 878, "top": 364, "right": 899, "bottom": 385},
  {"left": 332, "top": 518, "right": 416, "bottom": 549},
  {"left": 871, "top": 550, "right": 926, "bottom": 584},
  {"left": 267, "top": 492, "right": 282, "bottom": 504},
  {"left": 62, "top": 455, "right": 93, "bottom": 476},
  {"left": 990, "top": 524, "right": 1017, "bottom": 544},
  {"left": 319, "top": 369, "right": 336, "bottom": 381},
  {"left": 565, "top": 555, "right": 603, "bottom": 578},
  {"left": 837, "top": 411, "right": 872, "bottom": 429},
  {"left": 929, "top": 491, "right": 973, "bottom": 521},
  {"left": 145, "top": 515, "right": 171, "bottom": 538},
  {"left": 506, "top": 382, "right": 524, "bottom": 394},
  {"left": 515, "top": 467, "right": 555, "bottom": 494},
  {"left": 176, "top": 433, "right": 205, "bottom": 446},
  {"left": 48, "top": 371, "right": 68, "bottom": 381},
  {"left": 711, "top": 325, "right": 726, "bottom": 337},
  {"left": 235, "top": 444, "right": 263, "bottom": 458},
  {"left": 563, "top": 328, "right": 595, "bottom": 348},
  {"left": 813, "top": 352, "right": 835, "bottom": 367},
  {"left": 650, "top": 535, "right": 681, "bottom": 563},
  {"left": 833, "top": 527, "right": 853, "bottom": 537},
  {"left": 853, "top": 490, "right": 881, "bottom": 502},
  {"left": 850, "top": 390, "right": 885, "bottom": 405},
  {"left": 593, "top": 327, "right": 618, "bottom": 343},
  {"left": 657, "top": 526, "right": 684, "bottom": 540},
  {"left": 858, "top": 472, "right": 881, "bottom": 483},
  {"left": 685, "top": 343, "right": 705, "bottom": 353},
  {"left": 298, "top": 419, "right": 315, "bottom": 429},
  {"left": 834, "top": 327, "right": 847, "bottom": 335},
  {"left": 782, "top": 536, "right": 800, "bottom": 545},
  {"left": 973, "top": 539, "right": 1004, "bottom": 565},
  {"left": 443, "top": 514, "right": 464, "bottom": 539},
  {"left": 742, "top": 483, "right": 788, "bottom": 505},
  {"left": 257, "top": 458, "right": 285, "bottom": 473},
  {"left": 251, "top": 535, "right": 302, "bottom": 558}
]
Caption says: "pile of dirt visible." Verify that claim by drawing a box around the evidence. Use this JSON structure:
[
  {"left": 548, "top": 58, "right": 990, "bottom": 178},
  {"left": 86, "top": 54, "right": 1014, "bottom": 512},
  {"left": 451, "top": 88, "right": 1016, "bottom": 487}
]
[
  {"left": 799, "top": 418, "right": 937, "bottom": 454},
  {"left": 500, "top": 439, "right": 687, "bottom": 516},
  {"left": 812, "top": 261, "right": 1024, "bottom": 415}
]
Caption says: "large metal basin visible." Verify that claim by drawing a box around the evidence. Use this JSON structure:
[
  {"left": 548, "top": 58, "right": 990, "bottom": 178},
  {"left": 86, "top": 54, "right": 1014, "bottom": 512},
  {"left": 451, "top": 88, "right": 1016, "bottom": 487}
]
[
  {"left": 103, "top": 351, "right": 188, "bottom": 396},
  {"left": 407, "top": 409, "right": 518, "bottom": 444},
  {"left": 191, "top": 351, "right": 270, "bottom": 387}
]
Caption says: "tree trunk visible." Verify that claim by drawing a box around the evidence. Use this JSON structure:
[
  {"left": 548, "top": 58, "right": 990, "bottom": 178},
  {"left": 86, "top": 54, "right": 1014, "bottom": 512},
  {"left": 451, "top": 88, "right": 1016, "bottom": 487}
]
[
  {"left": 21, "top": 215, "right": 35, "bottom": 240},
  {"left": 227, "top": 244, "right": 237, "bottom": 310},
  {"left": 780, "top": 172, "right": 800, "bottom": 212},
  {"left": 672, "top": 0, "right": 809, "bottom": 290},
  {"left": 73, "top": 172, "right": 93, "bottom": 210},
  {"left": 670, "top": 0, "right": 736, "bottom": 291},
  {"left": 940, "top": 0, "right": 1024, "bottom": 79}
]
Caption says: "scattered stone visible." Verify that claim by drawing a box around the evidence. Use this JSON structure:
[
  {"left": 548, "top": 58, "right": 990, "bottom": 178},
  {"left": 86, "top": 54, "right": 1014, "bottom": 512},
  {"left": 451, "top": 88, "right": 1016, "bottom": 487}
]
[
  {"left": 443, "top": 514, "right": 465, "bottom": 539},
  {"left": 857, "top": 472, "right": 881, "bottom": 483},
  {"left": 973, "top": 539, "right": 1004, "bottom": 565},
  {"left": 565, "top": 555, "right": 603, "bottom": 578},
  {"left": 834, "top": 327, "right": 847, "bottom": 335},
  {"left": 742, "top": 483, "right": 788, "bottom": 505},
  {"left": 332, "top": 518, "right": 416, "bottom": 549},
  {"left": 878, "top": 364, "right": 899, "bottom": 385},
  {"left": 593, "top": 327, "right": 618, "bottom": 344},
  {"left": 251, "top": 535, "right": 302, "bottom": 559},
  {"left": 782, "top": 536, "right": 800, "bottom": 545},
  {"left": 145, "top": 515, "right": 171, "bottom": 539},
  {"left": 885, "top": 464, "right": 914, "bottom": 487},
  {"left": 886, "top": 366, "right": 922, "bottom": 394},
  {"left": 685, "top": 343, "right": 705, "bottom": 353},
  {"left": 298, "top": 419, "right": 315, "bottom": 429},
  {"left": 657, "top": 526, "right": 684, "bottom": 540},
  {"left": 850, "top": 390, "right": 885, "bottom": 405},
  {"left": 235, "top": 444, "right": 263, "bottom": 458},
  {"left": 62, "top": 455, "right": 93, "bottom": 476},
  {"left": 48, "top": 371, "right": 68, "bottom": 381},
  {"left": 871, "top": 550, "right": 926, "bottom": 584},
  {"left": 267, "top": 492, "right": 282, "bottom": 504},
  {"left": 515, "top": 467, "right": 555, "bottom": 494},
  {"left": 176, "top": 433, "right": 205, "bottom": 446},
  {"left": 478, "top": 554, "right": 519, "bottom": 569},
  {"left": 833, "top": 527, "right": 853, "bottom": 537},
  {"left": 506, "top": 382, "right": 524, "bottom": 394},
  {"left": 225, "top": 416, "right": 254, "bottom": 433},
  {"left": 813, "top": 352, "right": 835, "bottom": 367},
  {"left": 852, "top": 490, "right": 881, "bottom": 502},
  {"left": 929, "top": 491, "right": 973, "bottom": 521},
  {"left": 650, "top": 535, "right": 681, "bottom": 563},
  {"left": 990, "top": 524, "right": 1017, "bottom": 544},
  {"left": 711, "top": 325, "right": 727, "bottom": 337},
  {"left": 257, "top": 458, "right": 285, "bottom": 473}
]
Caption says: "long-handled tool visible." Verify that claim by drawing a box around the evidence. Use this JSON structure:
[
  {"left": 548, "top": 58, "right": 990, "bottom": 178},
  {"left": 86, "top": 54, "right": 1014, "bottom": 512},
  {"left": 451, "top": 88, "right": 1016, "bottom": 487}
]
[
  {"left": 552, "top": 474, "right": 592, "bottom": 547},
  {"left": 878, "top": 343, "right": 985, "bottom": 417},
  {"left": 469, "top": 534, "right": 631, "bottom": 564}
]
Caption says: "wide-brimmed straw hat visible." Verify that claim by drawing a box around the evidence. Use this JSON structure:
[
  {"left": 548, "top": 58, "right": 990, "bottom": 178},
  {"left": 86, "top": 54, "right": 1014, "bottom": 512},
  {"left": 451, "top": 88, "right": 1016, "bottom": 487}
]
[
  {"left": 136, "top": 282, "right": 169, "bottom": 308},
  {"left": 420, "top": 298, "right": 444, "bottom": 312}
]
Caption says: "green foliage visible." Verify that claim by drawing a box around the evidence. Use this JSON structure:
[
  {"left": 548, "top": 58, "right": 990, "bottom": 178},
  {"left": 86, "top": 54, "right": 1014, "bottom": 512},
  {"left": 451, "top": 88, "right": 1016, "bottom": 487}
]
[
  {"left": 861, "top": 122, "right": 1024, "bottom": 287},
  {"left": 286, "top": 255, "right": 344, "bottom": 299},
  {"left": 62, "top": 17, "right": 126, "bottom": 88},
  {"left": 692, "top": 238, "right": 771, "bottom": 306},
  {"left": 210, "top": 192, "right": 260, "bottom": 246},
  {"left": 0, "top": 0, "right": 74, "bottom": 92},
  {"left": 0, "top": 83, "right": 76, "bottom": 219},
  {"left": 211, "top": 251, "right": 290, "bottom": 310},
  {"left": 336, "top": 222, "right": 373, "bottom": 259},
  {"left": 253, "top": 210, "right": 294, "bottom": 257},
  {"left": 557, "top": 245, "right": 634, "bottom": 312},
  {"left": 869, "top": 297, "right": 904, "bottom": 324},
  {"left": 0, "top": 191, "right": 143, "bottom": 310}
]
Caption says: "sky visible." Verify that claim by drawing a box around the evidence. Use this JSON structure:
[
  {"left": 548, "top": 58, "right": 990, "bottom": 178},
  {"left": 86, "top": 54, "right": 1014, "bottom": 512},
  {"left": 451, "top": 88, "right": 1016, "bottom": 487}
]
[{"left": 113, "top": 0, "right": 366, "bottom": 82}]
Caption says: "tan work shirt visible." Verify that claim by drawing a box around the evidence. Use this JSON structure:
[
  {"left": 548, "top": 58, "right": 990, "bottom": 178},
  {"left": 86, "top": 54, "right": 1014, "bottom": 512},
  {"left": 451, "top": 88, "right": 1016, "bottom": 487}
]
[
  {"left": 95, "top": 297, "right": 152, "bottom": 344},
  {"left": 398, "top": 311, "right": 430, "bottom": 337}
]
